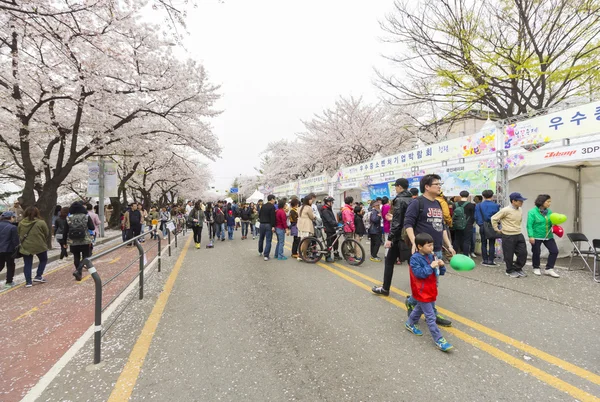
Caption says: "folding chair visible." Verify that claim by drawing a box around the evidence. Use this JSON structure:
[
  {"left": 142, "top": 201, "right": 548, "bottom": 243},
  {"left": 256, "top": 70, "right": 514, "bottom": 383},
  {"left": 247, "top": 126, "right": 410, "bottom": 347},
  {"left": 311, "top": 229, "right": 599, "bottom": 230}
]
[
  {"left": 567, "top": 233, "right": 595, "bottom": 274},
  {"left": 592, "top": 239, "right": 600, "bottom": 283}
]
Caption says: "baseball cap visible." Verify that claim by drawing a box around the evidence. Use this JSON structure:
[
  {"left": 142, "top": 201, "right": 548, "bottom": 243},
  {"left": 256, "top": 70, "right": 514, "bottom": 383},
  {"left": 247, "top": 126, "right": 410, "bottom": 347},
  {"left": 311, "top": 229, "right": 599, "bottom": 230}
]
[
  {"left": 509, "top": 192, "right": 527, "bottom": 201},
  {"left": 1, "top": 211, "right": 15, "bottom": 219}
]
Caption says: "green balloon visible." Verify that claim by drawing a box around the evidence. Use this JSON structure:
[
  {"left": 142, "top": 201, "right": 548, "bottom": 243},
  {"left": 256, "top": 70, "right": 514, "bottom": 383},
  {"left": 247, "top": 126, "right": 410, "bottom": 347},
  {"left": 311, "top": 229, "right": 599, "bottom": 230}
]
[
  {"left": 450, "top": 254, "right": 476, "bottom": 271},
  {"left": 550, "top": 213, "right": 567, "bottom": 225}
]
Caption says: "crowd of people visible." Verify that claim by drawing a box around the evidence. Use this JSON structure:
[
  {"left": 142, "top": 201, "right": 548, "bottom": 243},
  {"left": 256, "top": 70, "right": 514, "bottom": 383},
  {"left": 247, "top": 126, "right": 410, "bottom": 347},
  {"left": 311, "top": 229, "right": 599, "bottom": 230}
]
[{"left": 0, "top": 178, "right": 562, "bottom": 352}]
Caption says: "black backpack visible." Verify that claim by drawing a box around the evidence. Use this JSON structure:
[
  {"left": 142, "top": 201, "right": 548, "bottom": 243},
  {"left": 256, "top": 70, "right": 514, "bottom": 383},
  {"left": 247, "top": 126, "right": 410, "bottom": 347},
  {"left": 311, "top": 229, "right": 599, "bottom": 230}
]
[{"left": 68, "top": 214, "right": 88, "bottom": 239}]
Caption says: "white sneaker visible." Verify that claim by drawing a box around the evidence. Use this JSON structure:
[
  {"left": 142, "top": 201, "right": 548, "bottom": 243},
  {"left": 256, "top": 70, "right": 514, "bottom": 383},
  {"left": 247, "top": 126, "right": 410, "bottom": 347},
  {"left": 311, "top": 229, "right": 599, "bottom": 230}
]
[
  {"left": 533, "top": 268, "right": 541, "bottom": 276},
  {"left": 470, "top": 253, "right": 477, "bottom": 258},
  {"left": 544, "top": 269, "right": 560, "bottom": 278}
]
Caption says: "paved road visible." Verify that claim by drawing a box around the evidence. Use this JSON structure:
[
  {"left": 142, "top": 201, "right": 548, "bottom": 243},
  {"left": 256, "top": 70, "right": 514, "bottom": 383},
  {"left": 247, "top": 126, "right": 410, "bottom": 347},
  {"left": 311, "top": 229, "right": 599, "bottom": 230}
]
[
  {"left": 0, "top": 234, "right": 176, "bottom": 402},
  {"left": 36, "top": 235, "right": 600, "bottom": 401}
]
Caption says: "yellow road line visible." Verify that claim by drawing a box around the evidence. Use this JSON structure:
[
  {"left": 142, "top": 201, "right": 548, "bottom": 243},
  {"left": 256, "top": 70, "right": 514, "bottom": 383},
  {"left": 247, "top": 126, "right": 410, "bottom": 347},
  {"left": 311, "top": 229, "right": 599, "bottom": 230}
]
[
  {"left": 329, "top": 261, "right": 600, "bottom": 387},
  {"left": 13, "top": 306, "right": 39, "bottom": 322},
  {"left": 107, "top": 235, "right": 192, "bottom": 402},
  {"left": 315, "top": 260, "right": 600, "bottom": 401},
  {"left": 12, "top": 298, "right": 53, "bottom": 321}
]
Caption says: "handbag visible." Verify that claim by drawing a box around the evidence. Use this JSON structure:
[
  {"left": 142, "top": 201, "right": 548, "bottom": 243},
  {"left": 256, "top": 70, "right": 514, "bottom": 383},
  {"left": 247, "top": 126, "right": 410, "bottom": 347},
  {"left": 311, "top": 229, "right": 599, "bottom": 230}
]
[
  {"left": 483, "top": 221, "right": 501, "bottom": 239},
  {"left": 13, "top": 221, "right": 37, "bottom": 259}
]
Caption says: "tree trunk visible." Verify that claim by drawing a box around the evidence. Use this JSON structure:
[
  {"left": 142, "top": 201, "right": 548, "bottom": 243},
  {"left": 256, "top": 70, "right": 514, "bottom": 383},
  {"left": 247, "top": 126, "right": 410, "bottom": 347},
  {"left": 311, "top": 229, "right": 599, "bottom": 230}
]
[
  {"left": 35, "top": 186, "right": 59, "bottom": 249},
  {"left": 108, "top": 196, "right": 122, "bottom": 229}
]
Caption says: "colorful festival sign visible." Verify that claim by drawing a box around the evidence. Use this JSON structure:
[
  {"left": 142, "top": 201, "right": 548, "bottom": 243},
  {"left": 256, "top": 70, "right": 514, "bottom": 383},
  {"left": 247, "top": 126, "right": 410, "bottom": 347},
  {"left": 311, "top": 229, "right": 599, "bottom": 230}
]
[
  {"left": 504, "top": 101, "right": 600, "bottom": 149},
  {"left": 298, "top": 175, "right": 329, "bottom": 196},
  {"left": 273, "top": 181, "right": 298, "bottom": 197},
  {"left": 335, "top": 124, "right": 498, "bottom": 190}
]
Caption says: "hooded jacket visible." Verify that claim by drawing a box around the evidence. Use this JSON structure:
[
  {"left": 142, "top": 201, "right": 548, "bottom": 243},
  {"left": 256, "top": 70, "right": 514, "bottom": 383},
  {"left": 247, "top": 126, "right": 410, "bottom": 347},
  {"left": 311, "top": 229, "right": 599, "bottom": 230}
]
[
  {"left": 341, "top": 204, "right": 355, "bottom": 233},
  {"left": 17, "top": 218, "right": 50, "bottom": 256},
  {"left": 0, "top": 219, "right": 19, "bottom": 253},
  {"left": 388, "top": 190, "right": 413, "bottom": 242}
]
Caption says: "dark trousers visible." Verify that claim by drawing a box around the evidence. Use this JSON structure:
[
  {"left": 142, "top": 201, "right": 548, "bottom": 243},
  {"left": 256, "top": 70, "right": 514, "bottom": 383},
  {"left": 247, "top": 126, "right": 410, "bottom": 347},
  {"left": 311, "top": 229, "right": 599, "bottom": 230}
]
[
  {"left": 128, "top": 225, "right": 141, "bottom": 243},
  {"left": 292, "top": 236, "right": 300, "bottom": 256},
  {"left": 0, "top": 252, "right": 16, "bottom": 283},
  {"left": 23, "top": 251, "right": 48, "bottom": 283},
  {"left": 369, "top": 233, "right": 381, "bottom": 258},
  {"left": 479, "top": 227, "right": 496, "bottom": 263},
  {"left": 71, "top": 244, "right": 92, "bottom": 274},
  {"left": 502, "top": 234, "right": 527, "bottom": 273},
  {"left": 531, "top": 238, "right": 558, "bottom": 269},
  {"left": 58, "top": 239, "right": 69, "bottom": 258},
  {"left": 453, "top": 228, "right": 471, "bottom": 255},
  {"left": 241, "top": 221, "right": 249, "bottom": 237},
  {"left": 382, "top": 241, "right": 405, "bottom": 291},
  {"left": 192, "top": 226, "right": 202, "bottom": 244},
  {"left": 258, "top": 223, "right": 273, "bottom": 258},
  {"left": 207, "top": 222, "right": 214, "bottom": 240},
  {"left": 325, "top": 231, "right": 339, "bottom": 257}
]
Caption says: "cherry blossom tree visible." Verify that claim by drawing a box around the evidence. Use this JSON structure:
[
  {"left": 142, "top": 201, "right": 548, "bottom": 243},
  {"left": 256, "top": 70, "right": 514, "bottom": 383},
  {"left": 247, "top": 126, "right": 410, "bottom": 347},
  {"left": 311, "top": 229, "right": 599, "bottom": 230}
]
[
  {"left": 0, "top": 1, "right": 221, "bottom": 233},
  {"left": 258, "top": 96, "right": 416, "bottom": 187}
]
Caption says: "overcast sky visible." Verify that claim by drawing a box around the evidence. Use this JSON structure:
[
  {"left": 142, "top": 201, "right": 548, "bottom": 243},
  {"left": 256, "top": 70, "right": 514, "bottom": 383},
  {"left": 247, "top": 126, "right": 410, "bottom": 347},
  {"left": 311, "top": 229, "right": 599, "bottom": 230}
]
[{"left": 184, "top": 0, "right": 396, "bottom": 193}]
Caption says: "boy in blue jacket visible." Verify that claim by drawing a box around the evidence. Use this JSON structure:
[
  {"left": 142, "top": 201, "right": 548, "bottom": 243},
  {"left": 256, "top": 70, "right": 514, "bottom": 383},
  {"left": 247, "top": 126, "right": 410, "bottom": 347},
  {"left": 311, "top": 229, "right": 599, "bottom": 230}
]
[
  {"left": 226, "top": 210, "right": 236, "bottom": 240},
  {"left": 405, "top": 233, "right": 453, "bottom": 352}
]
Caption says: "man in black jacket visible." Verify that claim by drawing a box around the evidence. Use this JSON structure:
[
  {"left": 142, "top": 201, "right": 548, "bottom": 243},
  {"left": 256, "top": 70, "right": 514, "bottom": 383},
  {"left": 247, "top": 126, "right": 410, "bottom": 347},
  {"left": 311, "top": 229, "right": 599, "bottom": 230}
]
[
  {"left": 372, "top": 178, "right": 413, "bottom": 296},
  {"left": 258, "top": 194, "right": 277, "bottom": 261},
  {"left": 320, "top": 197, "right": 340, "bottom": 262}
]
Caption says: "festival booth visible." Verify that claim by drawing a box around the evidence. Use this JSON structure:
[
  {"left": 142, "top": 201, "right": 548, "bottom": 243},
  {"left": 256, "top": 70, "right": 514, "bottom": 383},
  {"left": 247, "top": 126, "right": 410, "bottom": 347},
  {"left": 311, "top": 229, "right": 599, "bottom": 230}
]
[
  {"left": 246, "top": 190, "right": 265, "bottom": 204},
  {"left": 503, "top": 101, "right": 600, "bottom": 256}
]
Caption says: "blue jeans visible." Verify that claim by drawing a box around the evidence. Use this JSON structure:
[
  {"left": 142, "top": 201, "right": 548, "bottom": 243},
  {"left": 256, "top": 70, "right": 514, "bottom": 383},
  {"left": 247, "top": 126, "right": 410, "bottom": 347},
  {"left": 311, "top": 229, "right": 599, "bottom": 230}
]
[
  {"left": 407, "top": 250, "right": 442, "bottom": 315},
  {"left": 23, "top": 251, "right": 48, "bottom": 284},
  {"left": 241, "top": 221, "right": 250, "bottom": 237},
  {"left": 408, "top": 301, "right": 442, "bottom": 342},
  {"left": 227, "top": 225, "right": 234, "bottom": 240},
  {"left": 275, "top": 227, "right": 286, "bottom": 258},
  {"left": 479, "top": 227, "right": 496, "bottom": 263},
  {"left": 258, "top": 223, "right": 273, "bottom": 258},
  {"left": 216, "top": 223, "right": 226, "bottom": 240}
]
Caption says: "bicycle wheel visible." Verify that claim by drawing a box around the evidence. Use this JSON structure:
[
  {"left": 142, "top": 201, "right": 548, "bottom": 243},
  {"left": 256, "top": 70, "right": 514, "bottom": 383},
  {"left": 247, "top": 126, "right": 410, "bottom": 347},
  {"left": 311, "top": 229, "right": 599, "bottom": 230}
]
[
  {"left": 299, "top": 237, "right": 324, "bottom": 264},
  {"left": 340, "top": 238, "right": 365, "bottom": 266}
]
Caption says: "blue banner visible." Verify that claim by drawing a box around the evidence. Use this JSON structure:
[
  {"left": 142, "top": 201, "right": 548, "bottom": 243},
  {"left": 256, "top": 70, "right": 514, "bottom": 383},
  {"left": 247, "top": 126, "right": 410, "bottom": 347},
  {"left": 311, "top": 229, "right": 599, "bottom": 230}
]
[{"left": 368, "top": 182, "right": 390, "bottom": 199}]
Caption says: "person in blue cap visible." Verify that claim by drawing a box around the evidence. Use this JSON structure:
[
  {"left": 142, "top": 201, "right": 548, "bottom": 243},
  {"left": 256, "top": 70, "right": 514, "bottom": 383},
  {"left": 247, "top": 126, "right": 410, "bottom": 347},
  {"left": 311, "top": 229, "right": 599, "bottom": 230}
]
[{"left": 491, "top": 192, "right": 528, "bottom": 278}]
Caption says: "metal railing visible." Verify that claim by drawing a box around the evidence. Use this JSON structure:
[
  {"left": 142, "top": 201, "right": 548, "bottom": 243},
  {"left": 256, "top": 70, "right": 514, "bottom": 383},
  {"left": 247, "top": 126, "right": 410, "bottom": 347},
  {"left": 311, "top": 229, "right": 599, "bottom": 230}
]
[{"left": 79, "top": 221, "right": 187, "bottom": 364}]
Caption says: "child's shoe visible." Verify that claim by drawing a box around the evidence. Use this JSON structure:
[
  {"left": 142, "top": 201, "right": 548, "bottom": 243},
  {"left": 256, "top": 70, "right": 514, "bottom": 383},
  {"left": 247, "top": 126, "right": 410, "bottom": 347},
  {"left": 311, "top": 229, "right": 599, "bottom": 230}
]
[
  {"left": 404, "top": 322, "right": 423, "bottom": 336},
  {"left": 435, "top": 337, "right": 454, "bottom": 352}
]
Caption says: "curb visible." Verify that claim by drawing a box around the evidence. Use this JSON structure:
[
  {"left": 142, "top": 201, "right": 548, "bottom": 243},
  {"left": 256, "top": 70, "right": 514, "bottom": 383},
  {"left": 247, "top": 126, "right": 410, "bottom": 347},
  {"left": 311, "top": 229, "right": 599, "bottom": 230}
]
[{"left": 0, "top": 234, "right": 122, "bottom": 282}]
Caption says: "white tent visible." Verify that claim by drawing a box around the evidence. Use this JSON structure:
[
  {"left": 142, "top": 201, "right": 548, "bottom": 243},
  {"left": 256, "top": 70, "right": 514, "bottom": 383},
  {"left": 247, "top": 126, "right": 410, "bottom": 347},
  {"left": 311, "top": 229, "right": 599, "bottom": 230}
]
[
  {"left": 246, "top": 190, "right": 264, "bottom": 204},
  {"left": 506, "top": 135, "right": 600, "bottom": 256}
]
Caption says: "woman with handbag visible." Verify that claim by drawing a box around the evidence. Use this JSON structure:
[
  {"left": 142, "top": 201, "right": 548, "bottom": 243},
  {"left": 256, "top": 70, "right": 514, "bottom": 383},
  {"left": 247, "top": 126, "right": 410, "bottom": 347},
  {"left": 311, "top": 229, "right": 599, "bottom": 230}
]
[
  {"left": 17, "top": 206, "right": 50, "bottom": 287},
  {"left": 0, "top": 211, "right": 19, "bottom": 288},
  {"left": 53, "top": 207, "right": 70, "bottom": 259}
]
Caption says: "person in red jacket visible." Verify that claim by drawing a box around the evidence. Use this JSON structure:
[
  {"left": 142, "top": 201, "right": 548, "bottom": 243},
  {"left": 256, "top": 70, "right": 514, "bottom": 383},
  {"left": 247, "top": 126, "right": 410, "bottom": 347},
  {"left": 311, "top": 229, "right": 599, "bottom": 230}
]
[
  {"left": 404, "top": 233, "right": 453, "bottom": 352},
  {"left": 274, "top": 198, "right": 288, "bottom": 260},
  {"left": 341, "top": 196, "right": 355, "bottom": 235}
]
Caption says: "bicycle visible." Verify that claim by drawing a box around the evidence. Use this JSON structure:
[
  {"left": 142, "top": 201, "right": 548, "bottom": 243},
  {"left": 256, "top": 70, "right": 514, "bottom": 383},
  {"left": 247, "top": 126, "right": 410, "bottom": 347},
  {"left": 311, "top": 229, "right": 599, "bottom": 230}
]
[{"left": 299, "top": 225, "right": 365, "bottom": 266}]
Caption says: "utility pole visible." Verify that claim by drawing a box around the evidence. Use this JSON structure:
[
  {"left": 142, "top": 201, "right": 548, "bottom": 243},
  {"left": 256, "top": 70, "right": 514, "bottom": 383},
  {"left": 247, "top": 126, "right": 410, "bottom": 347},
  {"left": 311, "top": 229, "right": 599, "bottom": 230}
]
[{"left": 98, "top": 158, "right": 105, "bottom": 238}]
